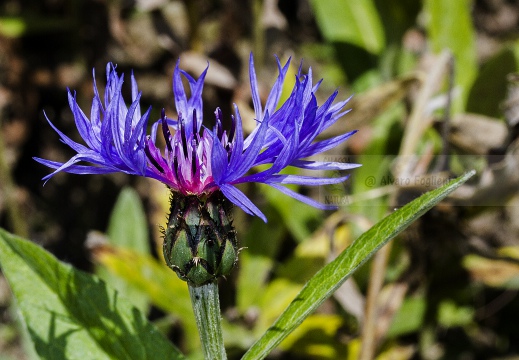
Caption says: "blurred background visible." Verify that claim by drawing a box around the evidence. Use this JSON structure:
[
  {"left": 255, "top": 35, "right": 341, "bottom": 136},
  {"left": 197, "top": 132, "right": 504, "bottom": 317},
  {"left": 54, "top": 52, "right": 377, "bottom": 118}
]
[{"left": 1, "top": 0, "right": 519, "bottom": 359}]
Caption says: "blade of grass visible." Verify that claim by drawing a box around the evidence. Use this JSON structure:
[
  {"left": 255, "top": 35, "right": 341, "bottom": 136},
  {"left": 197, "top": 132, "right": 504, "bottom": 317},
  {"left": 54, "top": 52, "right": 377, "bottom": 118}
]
[{"left": 242, "top": 171, "right": 475, "bottom": 360}]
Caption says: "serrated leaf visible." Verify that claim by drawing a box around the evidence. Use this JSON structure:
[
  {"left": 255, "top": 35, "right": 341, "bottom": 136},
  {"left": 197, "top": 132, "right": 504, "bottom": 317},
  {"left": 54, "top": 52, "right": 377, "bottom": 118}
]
[
  {"left": 0, "top": 229, "right": 184, "bottom": 360},
  {"left": 309, "top": 0, "right": 385, "bottom": 54},
  {"left": 242, "top": 171, "right": 475, "bottom": 359}
]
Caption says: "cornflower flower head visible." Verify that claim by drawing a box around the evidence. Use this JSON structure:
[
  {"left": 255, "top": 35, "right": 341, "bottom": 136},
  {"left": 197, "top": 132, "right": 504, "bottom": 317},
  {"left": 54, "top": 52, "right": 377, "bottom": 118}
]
[{"left": 35, "top": 54, "right": 359, "bottom": 285}]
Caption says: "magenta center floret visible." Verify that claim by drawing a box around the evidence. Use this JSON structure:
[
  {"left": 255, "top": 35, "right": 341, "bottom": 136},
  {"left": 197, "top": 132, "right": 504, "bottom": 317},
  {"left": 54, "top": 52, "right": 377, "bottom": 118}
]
[{"left": 144, "top": 108, "right": 221, "bottom": 195}]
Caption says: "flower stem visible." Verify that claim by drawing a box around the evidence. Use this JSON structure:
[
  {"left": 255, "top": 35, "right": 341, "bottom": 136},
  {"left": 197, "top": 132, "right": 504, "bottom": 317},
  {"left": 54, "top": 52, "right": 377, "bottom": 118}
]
[{"left": 188, "top": 281, "right": 227, "bottom": 360}]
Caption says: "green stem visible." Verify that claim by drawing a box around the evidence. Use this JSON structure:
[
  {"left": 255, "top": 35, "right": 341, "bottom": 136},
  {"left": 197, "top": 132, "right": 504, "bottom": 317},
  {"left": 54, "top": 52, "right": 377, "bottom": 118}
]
[{"left": 188, "top": 281, "right": 227, "bottom": 360}]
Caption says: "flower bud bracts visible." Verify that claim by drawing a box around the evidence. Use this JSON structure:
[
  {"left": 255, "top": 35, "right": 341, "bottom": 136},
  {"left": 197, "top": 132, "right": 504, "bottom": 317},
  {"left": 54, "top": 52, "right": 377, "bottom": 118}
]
[{"left": 163, "top": 191, "right": 238, "bottom": 286}]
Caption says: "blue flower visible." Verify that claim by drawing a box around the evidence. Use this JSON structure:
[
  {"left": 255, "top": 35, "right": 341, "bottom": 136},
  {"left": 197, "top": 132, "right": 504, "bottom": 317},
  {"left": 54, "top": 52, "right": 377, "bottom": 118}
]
[{"left": 35, "top": 55, "right": 359, "bottom": 222}]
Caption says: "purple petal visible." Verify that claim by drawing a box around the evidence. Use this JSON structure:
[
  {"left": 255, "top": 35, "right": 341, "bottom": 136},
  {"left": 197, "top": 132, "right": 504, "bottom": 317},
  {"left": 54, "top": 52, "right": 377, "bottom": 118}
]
[
  {"left": 68, "top": 91, "right": 97, "bottom": 150},
  {"left": 211, "top": 132, "right": 228, "bottom": 183},
  {"left": 220, "top": 183, "right": 267, "bottom": 222},
  {"left": 227, "top": 104, "right": 244, "bottom": 171},
  {"left": 264, "top": 56, "right": 291, "bottom": 115},
  {"left": 299, "top": 130, "right": 358, "bottom": 158},
  {"left": 226, "top": 111, "right": 270, "bottom": 181},
  {"left": 265, "top": 173, "right": 351, "bottom": 186},
  {"left": 34, "top": 157, "right": 115, "bottom": 176},
  {"left": 109, "top": 81, "right": 126, "bottom": 163},
  {"left": 267, "top": 183, "right": 338, "bottom": 210},
  {"left": 173, "top": 60, "right": 188, "bottom": 118},
  {"left": 291, "top": 160, "right": 361, "bottom": 171},
  {"left": 43, "top": 111, "right": 90, "bottom": 155},
  {"left": 248, "top": 53, "right": 262, "bottom": 121},
  {"left": 36, "top": 153, "right": 114, "bottom": 181},
  {"left": 130, "top": 70, "right": 142, "bottom": 120}
]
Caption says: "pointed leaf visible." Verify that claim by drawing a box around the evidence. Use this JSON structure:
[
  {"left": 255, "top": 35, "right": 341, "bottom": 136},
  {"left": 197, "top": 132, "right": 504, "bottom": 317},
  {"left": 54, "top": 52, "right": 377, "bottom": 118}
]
[
  {"left": 0, "top": 229, "right": 184, "bottom": 360},
  {"left": 96, "top": 187, "right": 151, "bottom": 313},
  {"left": 309, "top": 0, "right": 385, "bottom": 54},
  {"left": 242, "top": 171, "right": 475, "bottom": 359},
  {"left": 106, "top": 188, "right": 149, "bottom": 252},
  {"left": 424, "top": 0, "right": 477, "bottom": 107}
]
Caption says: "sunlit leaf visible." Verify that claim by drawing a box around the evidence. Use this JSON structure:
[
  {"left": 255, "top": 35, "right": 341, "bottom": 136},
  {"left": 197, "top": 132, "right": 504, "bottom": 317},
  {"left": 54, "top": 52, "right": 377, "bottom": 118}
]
[
  {"left": 437, "top": 300, "right": 474, "bottom": 328},
  {"left": 262, "top": 181, "right": 321, "bottom": 243},
  {"left": 424, "top": 0, "right": 477, "bottom": 108},
  {"left": 0, "top": 16, "right": 73, "bottom": 37},
  {"left": 0, "top": 17, "right": 26, "bottom": 37},
  {"left": 376, "top": 344, "right": 415, "bottom": 360},
  {"left": 309, "top": 0, "right": 385, "bottom": 54},
  {"left": 237, "top": 252, "right": 276, "bottom": 312},
  {"left": 96, "top": 187, "right": 151, "bottom": 313},
  {"left": 255, "top": 279, "right": 302, "bottom": 335},
  {"left": 0, "top": 229, "right": 184, "bottom": 360},
  {"left": 279, "top": 314, "right": 346, "bottom": 359},
  {"left": 237, "top": 209, "right": 285, "bottom": 312},
  {"left": 387, "top": 296, "right": 426, "bottom": 338},
  {"left": 243, "top": 171, "right": 475, "bottom": 359},
  {"left": 277, "top": 224, "right": 353, "bottom": 284},
  {"left": 499, "top": 246, "right": 519, "bottom": 259},
  {"left": 106, "top": 187, "right": 150, "bottom": 254},
  {"left": 92, "top": 245, "right": 199, "bottom": 351}
]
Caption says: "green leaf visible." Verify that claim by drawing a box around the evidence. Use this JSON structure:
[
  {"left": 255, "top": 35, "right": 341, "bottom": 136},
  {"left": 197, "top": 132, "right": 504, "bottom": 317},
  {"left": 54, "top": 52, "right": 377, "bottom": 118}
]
[
  {"left": 0, "top": 17, "right": 26, "bottom": 37},
  {"left": 437, "top": 300, "right": 474, "bottom": 328},
  {"left": 242, "top": 171, "right": 475, "bottom": 359},
  {"left": 237, "top": 208, "right": 285, "bottom": 312},
  {"left": 255, "top": 279, "right": 303, "bottom": 335},
  {"left": 387, "top": 296, "right": 426, "bottom": 338},
  {"left": 0, "top": 229, "right": 184, "bottom": 360},
  {"left": 278, "top": 314, "right": 346, "bottom": 359},
  {"left": 96, "top": 187, "right": 151, "bottom": 313},
  {"left": 237, "top": 252, "right": 276, "bottom": 312},
  {"left": 106, "top": 187, "right": 150, "bottom": 254},
  {"left": 262, "top": 173, "right": 320, "bottom": 243},
  {"left": 424, "top": 0, "right": 477, "bottom": 108},
  {"left": 93, "top": 245, "right": 200, "bottom": 351},
  {"left": 0, "top": 16, "right": 74, "bottom": 37},
  {"left": 309, "top": 0, "right": 385, "bottom": 54}
]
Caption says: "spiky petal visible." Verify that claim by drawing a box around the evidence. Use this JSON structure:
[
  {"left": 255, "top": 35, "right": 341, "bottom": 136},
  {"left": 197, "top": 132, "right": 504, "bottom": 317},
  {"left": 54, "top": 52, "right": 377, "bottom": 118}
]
[{"left": 35, "top": 55, "right": 360, "bottom": 222}]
